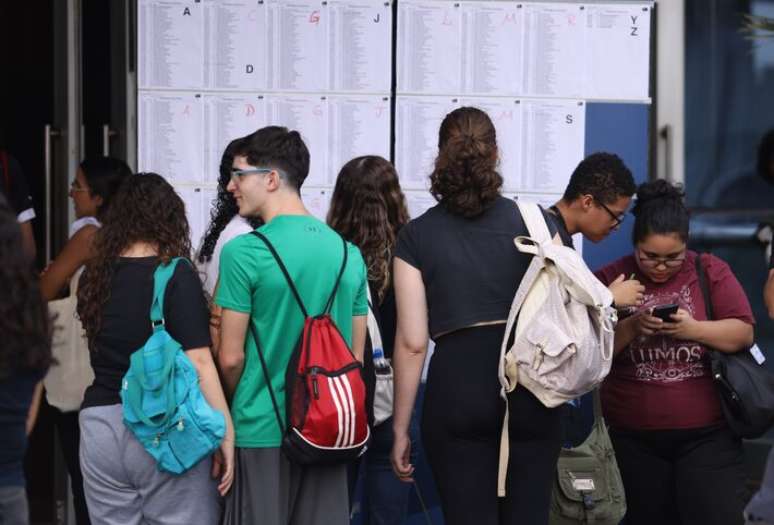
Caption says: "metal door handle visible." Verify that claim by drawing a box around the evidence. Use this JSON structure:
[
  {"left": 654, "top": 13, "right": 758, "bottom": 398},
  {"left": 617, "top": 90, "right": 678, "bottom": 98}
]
[
  {"left": 102, "top": 124, "right": 118, "bottom": 156},
  {"left": 44, "top": 124, "right": 62, "bottom": 263}
]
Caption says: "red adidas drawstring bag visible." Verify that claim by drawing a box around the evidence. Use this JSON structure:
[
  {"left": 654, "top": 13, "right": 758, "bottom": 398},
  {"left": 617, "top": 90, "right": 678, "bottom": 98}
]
[{"left": 248, "top": 231, "right": 370, "bottom": 464}]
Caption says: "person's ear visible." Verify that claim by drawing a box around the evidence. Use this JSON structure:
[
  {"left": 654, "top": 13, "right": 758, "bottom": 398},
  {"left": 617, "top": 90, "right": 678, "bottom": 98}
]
[
  {"left": 93, "top": 194, "right": 104, "bottom": 208},
  {"left": 266, "top": 170, "right": 281, "bottom": 191},
  {"left": 580, "top": 194, "right": 594, "bottom": 211}
]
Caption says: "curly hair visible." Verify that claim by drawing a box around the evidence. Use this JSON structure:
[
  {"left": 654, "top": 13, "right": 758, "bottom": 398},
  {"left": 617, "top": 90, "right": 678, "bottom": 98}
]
[
  {"left": 631, "top": 179, "right": 689, "bottom": 244},
  {"left": 327, "top": 156, "right": 409, "bottom": 301},
  {"left": 0, "top": 195, "right": 51, "bottom": 379},
  {"left": 198, "top": 137, "right": 263, "bottom": 262},
  {"left": 77, "top": 173, "right": 193, "bottom": 347},
  {"left": 429, "top": 107, "right": 502, "bottom": 218},
  {"left": 562, "top": 152, "right": 636, "bottom": 205}
]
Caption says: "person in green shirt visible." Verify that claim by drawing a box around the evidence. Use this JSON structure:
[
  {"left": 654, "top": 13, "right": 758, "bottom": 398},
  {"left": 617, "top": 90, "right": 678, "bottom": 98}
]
[{"left": 216, "top": 126, "right": 368, "bottom": 525}]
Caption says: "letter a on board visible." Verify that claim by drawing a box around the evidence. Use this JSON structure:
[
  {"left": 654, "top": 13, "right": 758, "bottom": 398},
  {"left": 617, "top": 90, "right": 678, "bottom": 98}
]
[{"left": 183, "top": 7, "right": 191, "bottom": 15}]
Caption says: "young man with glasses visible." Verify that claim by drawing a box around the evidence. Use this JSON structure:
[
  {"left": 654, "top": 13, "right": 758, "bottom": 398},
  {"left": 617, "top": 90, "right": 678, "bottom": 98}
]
[
  {"left": 548, "top": 151, "right": 644, "bottom": 308},
  {"left": 215, "top": 126, "right": 369, "bottom": 525}
]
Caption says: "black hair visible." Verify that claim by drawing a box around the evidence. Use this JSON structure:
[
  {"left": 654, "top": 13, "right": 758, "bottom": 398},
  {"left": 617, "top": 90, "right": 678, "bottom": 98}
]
[
  {"left": 231, "top": 126, "right": 310, "bottom": 192},
  {"left": 0, "top": 194, "right": 51, "bottom": 378},
  {"left": 79, "top": 157, "right": 132, "bottom": 220},
  {"left": 562, "top": 152, "right": 636, "bottom": 205},
  {"left": 757, "top": 129, "right": 774, "bottom": 184},
  {"left": 631, "top": 179, "right": 689, "bottom": 244},
  {"left": 198, "top": 137, "right": 262, "bottom": 262}
]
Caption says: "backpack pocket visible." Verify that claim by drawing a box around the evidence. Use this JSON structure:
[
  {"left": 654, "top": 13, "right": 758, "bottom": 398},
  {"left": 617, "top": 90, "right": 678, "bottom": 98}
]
[
  {"left": 166, "top": 402, "right": 222, "bottom": 473},
  {"left": 523, "top": 318, "right": 576, "bottom": 376}
]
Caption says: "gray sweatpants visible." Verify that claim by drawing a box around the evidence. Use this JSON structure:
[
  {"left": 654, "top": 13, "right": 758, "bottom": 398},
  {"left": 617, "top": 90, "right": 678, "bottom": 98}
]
[
  {"left": 79, "top": 404, "right": 221, "bottom": 525},
  {"left": 223, "top": 447, "right": 349, "bottom": 525}
]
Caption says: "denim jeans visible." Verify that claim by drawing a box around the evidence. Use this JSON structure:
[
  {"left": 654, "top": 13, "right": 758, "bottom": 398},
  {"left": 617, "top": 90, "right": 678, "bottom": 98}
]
[{"left": 350, "top": 415, "right": 419, "bottom": 525}]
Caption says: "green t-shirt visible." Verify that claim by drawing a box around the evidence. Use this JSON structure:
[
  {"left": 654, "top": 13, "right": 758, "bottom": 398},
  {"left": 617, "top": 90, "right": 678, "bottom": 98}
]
[{"left": 216, "top": 215, "right": 368, "bottom": 448}]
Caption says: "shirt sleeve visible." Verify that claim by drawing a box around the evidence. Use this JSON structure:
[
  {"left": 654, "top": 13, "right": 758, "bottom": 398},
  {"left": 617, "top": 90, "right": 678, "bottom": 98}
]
[
  {"left": 164, "top": 261, "right": 212, "bottom": 350},
  {"left": 703, "top": 254, "right": 755, "bottom": 325},
  {"left": 215, "top": 236, "right": 257, "bottom": 314},
  {"left": 350, "top": 245, "right": 368, "bottom": 316},
  {"left": 394, "top": 221, "right": 419, "bottom": 269}
]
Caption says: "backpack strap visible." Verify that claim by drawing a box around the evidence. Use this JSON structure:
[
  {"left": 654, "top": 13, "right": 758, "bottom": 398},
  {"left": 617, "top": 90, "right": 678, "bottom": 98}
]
[
  {"left": 150, "top": 257, "right": 186, "bottom": 328},
  {"left": 695, "top": 254, "right": 714, "bottom": 321},
  {"left": 516, "top": 200, "right": 552, "bottom": 246},
  {"left": 250, "top": 230, "right": 348, "bottom": 317},
  {"left": 249, "top": 321, "right": 285, "bottom": 434}
]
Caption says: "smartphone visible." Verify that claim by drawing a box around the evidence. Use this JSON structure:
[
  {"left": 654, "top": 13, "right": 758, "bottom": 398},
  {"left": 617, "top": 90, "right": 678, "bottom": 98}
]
[{"left": 651, "top": 303, "right": 678, "bottom": 322}]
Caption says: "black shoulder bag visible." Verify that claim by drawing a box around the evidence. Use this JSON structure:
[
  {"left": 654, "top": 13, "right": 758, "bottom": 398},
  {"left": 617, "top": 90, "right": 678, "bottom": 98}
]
[{"left": 696, "top": 254, "right": 774, "bottom": 439}]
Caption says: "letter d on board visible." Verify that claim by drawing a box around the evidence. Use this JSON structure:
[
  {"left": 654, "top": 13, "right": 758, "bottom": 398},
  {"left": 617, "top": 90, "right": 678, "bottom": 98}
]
[{"left": 246, "top": 64, "right": 254, "bottom": 74}]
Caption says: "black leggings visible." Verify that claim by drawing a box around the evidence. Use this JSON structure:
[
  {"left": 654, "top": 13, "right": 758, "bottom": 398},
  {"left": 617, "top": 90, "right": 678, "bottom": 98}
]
[
  {"left": 610, "top": 424, "right": 747, "bottom": 525},
  {"left": 421, "top": 325, "right": 562, "bottom": 525}
]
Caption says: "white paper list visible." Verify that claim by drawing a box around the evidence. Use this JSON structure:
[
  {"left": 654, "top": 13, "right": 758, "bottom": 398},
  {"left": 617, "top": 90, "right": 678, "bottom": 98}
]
[
  {"left": 520, "top": 99, "right": 585, "bottom": 194},
  {"left": 266, "top": 94, "right": 330, "bottom": 187},
  {"left": 461, "top": 3, "right": 524, "bottom": 96},
  {"left": 203, "top": 94, "right": 268, "bottom": 184},
  {"left": 328, "top": 1, "right": 392, "bottom": 93},
  {"left": 522, "top": 3, "right": 585, "bottom": 98},
  {"left": 395, "top": 97, "right": 460, "bottom": 190},
  {"left": 585, "top": 4, "right": 651, "bottom": 100},
  {"left": 459, "top": 97, "right": 523, "bottom": 191},
  {"left": 300, "top": 187, "right": 332, "bottom": 221},
  {"left": 177, "top": 187, "right": 207, "bottom": 249},
  {"left": 397, "top": 0, "right": 462, "bottom": 94},
  {"left": 404, "top": 190, "right": 437, "bottom": 219},
  {"left": 138, "top": 92, "right": 204, "bottom": 184},
  {"left": 266, "top": 0, "right": 328, "bottom": 92},
  {"left": 328, "top": 95, "right": 392, "bottom": 181},
  {"left": 203, "top": 0, "right": 267, "bottom": 91},
  {"left": 138, "top": 0, "right": 204, "bottom": 89}
]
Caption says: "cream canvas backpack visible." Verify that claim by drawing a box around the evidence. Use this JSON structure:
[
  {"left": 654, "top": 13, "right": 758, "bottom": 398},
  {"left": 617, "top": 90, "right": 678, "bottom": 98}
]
[{"left": 497, "top": 201, "right": 617, "bottom": 496}]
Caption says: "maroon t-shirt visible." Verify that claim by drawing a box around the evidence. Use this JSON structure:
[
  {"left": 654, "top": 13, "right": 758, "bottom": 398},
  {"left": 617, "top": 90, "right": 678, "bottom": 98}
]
[{"left": 595, "top": 251, "right": 755, "bottom": 431}]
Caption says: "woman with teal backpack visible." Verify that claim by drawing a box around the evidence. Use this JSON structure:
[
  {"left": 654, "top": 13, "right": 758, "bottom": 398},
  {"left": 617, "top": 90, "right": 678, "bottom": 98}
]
[{"left": 76, "top": 173, "right": 234, "bottom": 524}]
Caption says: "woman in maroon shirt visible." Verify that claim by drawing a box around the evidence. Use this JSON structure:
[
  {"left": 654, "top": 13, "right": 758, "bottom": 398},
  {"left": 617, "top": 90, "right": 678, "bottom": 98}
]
[{"left": 596, "top": 180, "right": 755, "bottom": 525}]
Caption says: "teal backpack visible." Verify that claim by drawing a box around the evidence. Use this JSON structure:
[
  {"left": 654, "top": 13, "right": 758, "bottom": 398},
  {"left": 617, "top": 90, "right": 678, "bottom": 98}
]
[{"left": 120, "top": 258, "right": 226, "bottom": 475}]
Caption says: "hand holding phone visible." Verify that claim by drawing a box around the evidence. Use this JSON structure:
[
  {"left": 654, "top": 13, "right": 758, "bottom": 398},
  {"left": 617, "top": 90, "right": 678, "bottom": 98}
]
[{"left": 651, "top": 303, "right": 679, "bottom": 322}]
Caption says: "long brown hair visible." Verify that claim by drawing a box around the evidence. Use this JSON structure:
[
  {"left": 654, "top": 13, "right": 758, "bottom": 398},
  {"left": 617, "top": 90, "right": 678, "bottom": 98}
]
[
  {"left": 77, "top": 173, "right": 192, "bottom": 346},
  {"left": 327, "top": 156, "right": 409, "bottom": 301},
  {"left": 0, "top": 195, "right": 51, "bottom": 378},
  {"left": 429, "top": 106, "right": 502, "bottom": 218}
]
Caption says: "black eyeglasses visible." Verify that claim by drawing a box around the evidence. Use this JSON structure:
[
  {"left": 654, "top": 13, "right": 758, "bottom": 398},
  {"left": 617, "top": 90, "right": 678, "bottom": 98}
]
[{"left": 595, "top": 199, "right": 626, "bottom": 229}]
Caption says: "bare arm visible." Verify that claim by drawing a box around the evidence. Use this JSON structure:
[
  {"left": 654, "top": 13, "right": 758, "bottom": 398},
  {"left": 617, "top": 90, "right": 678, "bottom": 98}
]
[
  {"left": 390, "top": 258, "right": 429, "bottom": 481},
  {"left": 20, "top": 221, "right": 36, "bottom": 261},
  {"left": 185, "top": 347, "right": 235, "bottom": 495},
  {"left": 209, "top": 279, "right": 222, "bottom": 360},
  {"left": 766, "top": 268, "right": 774, "bottom": 320},
  {"left": 40, "top": 226, "right": 97, "bottom": 300},
  {"left": 351, "top": 315, "right": 367, "bottom": 363},
  {"left": 660, "top": 309, "right": 753, "bottom": 354},
  {"left": 218, "top": 308, "right": 248, "bottom": 402},
  {"left": 25, "top": 381, "right": 44, "bottom": 435}
]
